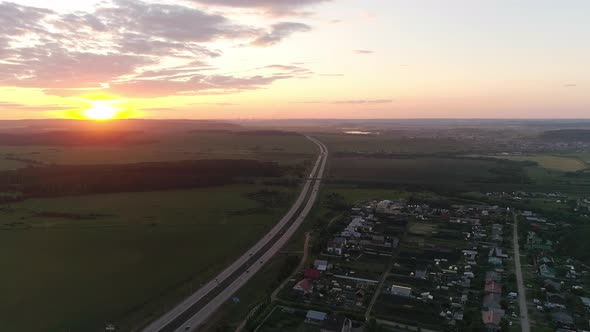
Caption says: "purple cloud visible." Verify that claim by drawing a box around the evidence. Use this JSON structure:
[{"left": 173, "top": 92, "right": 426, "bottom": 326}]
[
  {"left": 0, "top": 0, "right": 317, "bottom": 98},
  {"left": 190, "top": 0, "right": 331, "bottom": 16},
  {"left": 251, "top": 22, "right": 311, "bottom": 47}
]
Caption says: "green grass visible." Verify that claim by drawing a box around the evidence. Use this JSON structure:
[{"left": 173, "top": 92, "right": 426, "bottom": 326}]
[
  {"left": 327, "top": 156, "right": 528, "bottom": 192},
  {"left": 202, "top": 254, "right": 298, "bottom": 332},
  {"left": 321, "top": 186, "right": 437, "bottom": 204},
  {"left": 0, "top": 132, "right": 315, "bottom": 168},
  {"left": 408, "top": 222, "right": 437, "bottom": 235},
  {"left": 490, "top": 154, "right": 588, "bottom": 172},
  {"left": 257, "top": 307, "right": 319, "bottom": 332},
  {"left": 315, "top": 133, "right": 479, "bottom": 155},
  {"left": 0, "top": 185, "right": 296, "bottom": 332},
  {"left": 574, "top": 153, "right": 590, "bottom": 163},
  {"left": 0, "top": 157, "right": 28, "bottom": 170}
]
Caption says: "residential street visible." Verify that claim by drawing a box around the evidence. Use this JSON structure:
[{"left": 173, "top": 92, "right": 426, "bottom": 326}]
[{"left": 513, "top": 213, "right": 531, "bottom": 332}]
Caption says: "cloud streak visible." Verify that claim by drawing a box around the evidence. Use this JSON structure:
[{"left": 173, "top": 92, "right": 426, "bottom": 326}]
[
  {"left": 251, "top": 22, "right": 311, "bottom": 47},
  {"left": 0, "top": 102, "right": 76, "bottom": 112},
  {"left": 291, "top": 99, "right": 392, "bottom": 104}
]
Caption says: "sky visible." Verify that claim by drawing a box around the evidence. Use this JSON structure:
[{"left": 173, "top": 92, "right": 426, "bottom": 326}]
[{"left": 0, "top": 0, "right": 589, "bottom": 120}]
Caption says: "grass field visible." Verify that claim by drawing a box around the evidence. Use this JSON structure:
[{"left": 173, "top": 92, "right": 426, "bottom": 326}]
[
  {"left": 0, "top": 185, "right": 296, "bottom": 332},
  {"left": 256, "top": 307, "right": 318, "bottom": 332},
  {"left": 0, "top": 157, "right": 28, "bottom": 170},
  {"left": 491, "top": 154, "right": 588, "bottom": 172},
  {"left": 575, "top": 153, "right": 590, "bottom": 163},
  {"left": 320, "top": 186, "right": 438, "bottom": 205},
  {"left": 327, "top": 156, "right": 526, "bottom": 191},
  {"left": 408, "top": 222, "right": 437, "bottom": 235},
  {"left": 0, "top": 132, "right": 315, "bottom": 168},
  {"left": 524, "top": 166, "right": 590, "bottom": 194},
  {"left": 314, "top": 133, "right": 478, "bottom": 155}
]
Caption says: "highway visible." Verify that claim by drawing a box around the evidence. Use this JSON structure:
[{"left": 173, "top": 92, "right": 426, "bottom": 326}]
[{"left": 142, "top": 136, "right": 328, "bottom": 332}]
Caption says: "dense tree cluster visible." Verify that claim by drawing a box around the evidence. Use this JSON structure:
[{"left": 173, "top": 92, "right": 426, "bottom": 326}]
[
  {"left": 0, "top": 130, "right": 154, "bottom": 146},
  {"left": 0, "top": 159, "right": 281, "bottom": 198}
]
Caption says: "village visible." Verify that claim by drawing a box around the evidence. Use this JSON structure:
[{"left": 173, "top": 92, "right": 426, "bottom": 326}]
[
  {"left": 518, "top": 207, "right": 590, "bottom": 332},
  {"left": 251, "top": 198, "right": 525, "bottom": 332}
]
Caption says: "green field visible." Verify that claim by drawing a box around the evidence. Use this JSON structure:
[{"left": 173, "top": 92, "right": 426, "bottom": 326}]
[
  {"left": 257, "top": 307, "right": 319, "bottom": 332},
  {"left": 491, "top": 154, "right": 588, "bottom": 172},
  {"left": 319, "top": 186, "right": 438, "bottom": 205},
  {"left": 315, "top": 133, "right": 480, "bottom": 155},
  {"left": 327, "top": 156, "right": 528, "bottom": 191},
  {"left": 0, "top": 185, "right": 296, "bottom": 332},
  {"left": 575, "top": 153, "right": 590, "bottom": 163},
  {"left": 0, "top": 132, "right": 315, "bottom": 167},
  {"left": 0, "top": 157, "right": 29, "bottom": 170}
]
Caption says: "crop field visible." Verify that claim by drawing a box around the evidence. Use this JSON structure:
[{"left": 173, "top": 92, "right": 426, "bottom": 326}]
[
  {"left": 491, "top": 154, "right": 588, "bottom": 172},
  {"left": 0, "top": 131, "right": 316, "bottom": 168},
  {"left": 0, "top": 185, "right": 296, "bottom": 332}
]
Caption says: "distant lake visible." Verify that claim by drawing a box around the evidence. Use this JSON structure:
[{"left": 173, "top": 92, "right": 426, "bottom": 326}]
[{"left": 344, "top": 131, "right": 374, "bottom": 135}]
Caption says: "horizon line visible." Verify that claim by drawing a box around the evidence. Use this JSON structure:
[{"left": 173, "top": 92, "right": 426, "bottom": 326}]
[{"left": 3, "top": 117, "right": 590, "bottom": 122}]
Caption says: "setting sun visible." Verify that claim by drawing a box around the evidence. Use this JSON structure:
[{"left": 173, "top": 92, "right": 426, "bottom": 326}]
[{"left": 83, "top": 101, "right": 119, "bottom": 120}]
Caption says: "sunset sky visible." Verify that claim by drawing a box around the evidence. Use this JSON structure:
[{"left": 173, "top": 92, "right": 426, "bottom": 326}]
[{"left": 0, "top": 0, "right": 589, "bottom": 119}]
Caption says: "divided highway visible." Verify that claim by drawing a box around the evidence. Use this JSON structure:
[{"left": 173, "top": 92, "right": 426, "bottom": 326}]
[{"left": 142, "top": 136, "right": 328, "bottom": 332}]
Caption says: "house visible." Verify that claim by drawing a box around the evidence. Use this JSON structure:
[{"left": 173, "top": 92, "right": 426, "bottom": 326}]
[
  {"left": 482, "top": 308, "right": 505, "bottom": 332},
  {"left": 488, "top": 257, "right": 503, "bottom": 266},
  {"left": 293, "top": 279, "right": 314, "bottom": 294},
  {"left": 320, "top": 315, "right": 353, "bottom": 332},
  {"left": 485, "top": 271, "right": 502, "bottom": 283},
  {"left": 538, "top": 256, "right": 552, "bottom": 264},
  {"left": 463, "top": 249, "right": 478, "bottom": 261},
  {"left": 340, "top": 217, "right": 366, "bottom": 238},
  {"left": 539, "top": 264, "right": 556, "bottom": 278},
  {"left": 579, "top": 296, "right": 590, "bottom": 309},
  {"left": 415, "top": 268, "right": 428, "bottom": 280},
  {"left": 544, "top": 279, "right": 562, "bottom": 292},
  {"left": 526, "top": 232, "right": 553, "bottom": 251},
  {"left": 390, "top": 284, "right": 412, "bottom": 297},
  {"left": 314, "top": 260, "right": 329, "bottom": 271},
  {"left": 482, "top": 293, "right": 502, "bottom": 309},
  {"left": 489, "top": 247, "right": 508, "bottom": 259},
  {"left": 304, "top": 269, "right": 321, "bottom": 280},
  {"left": 376, "top": 200, "right": 405, "bottom": 214},
  {"left": 546, "top": 293, "right": 566, "bottom": 308},
  {"left": 327, "top": 237, "right": 347, "bottom": 255},
  {"left": 551, "top": 310, "right": 574, "bottom": 328},
  {"left": 306, "top": 310, "right": 328, "bottom": 325},
  {"left": 485, "top": 281, "right": 503, "bottom": 294}
]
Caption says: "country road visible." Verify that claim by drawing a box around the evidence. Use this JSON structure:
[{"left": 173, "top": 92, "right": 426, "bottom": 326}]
[
  {"left": 142, "top": 136, "right": 328, "bottom": 332},
  {"left": 513, "top": 213, "right": 530, "bottom": 332}
]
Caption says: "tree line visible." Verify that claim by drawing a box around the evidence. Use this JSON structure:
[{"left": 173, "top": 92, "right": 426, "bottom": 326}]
[{"left": 0, "top": 159, "right": 282, "bottom": 198}]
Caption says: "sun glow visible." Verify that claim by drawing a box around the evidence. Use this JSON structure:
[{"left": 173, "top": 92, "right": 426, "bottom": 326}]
[{"left": 83, "top": 101, "right": 120, "bottom": 120}]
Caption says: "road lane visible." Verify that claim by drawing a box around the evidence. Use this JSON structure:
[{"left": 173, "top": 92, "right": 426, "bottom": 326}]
[{"left": 513, "top": 213, "right": 531, "bottom": 332}]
